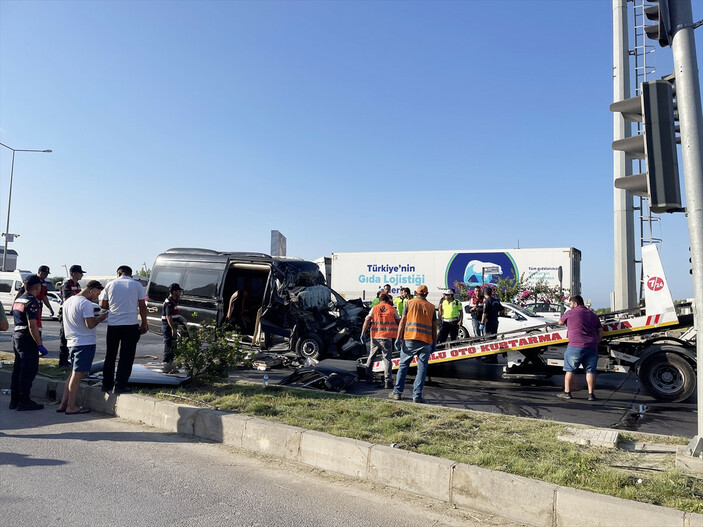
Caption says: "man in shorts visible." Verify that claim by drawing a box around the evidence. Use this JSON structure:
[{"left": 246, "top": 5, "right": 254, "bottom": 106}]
[
  {"left": 57, "top": 280, "right": 109, "bottom": 414},
  {"left": 557, "top": 295, "right": 603, "bottom": 401}
]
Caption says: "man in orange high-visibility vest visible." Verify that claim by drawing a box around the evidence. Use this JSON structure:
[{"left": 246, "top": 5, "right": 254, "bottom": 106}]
[
  {"left": 389, "top": 284, "right": 437, "bottom": 404},
  {"left": 361, "top": 293, "right": 399, "bottom": 389}
]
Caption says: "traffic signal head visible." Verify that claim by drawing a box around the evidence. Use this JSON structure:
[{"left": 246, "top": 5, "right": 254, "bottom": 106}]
[
  {"left": 644, "top": 0, "right": 672, "bottom": 47},
  {"left": 610, "top": 80, "right": 682, "bottom": 213}
]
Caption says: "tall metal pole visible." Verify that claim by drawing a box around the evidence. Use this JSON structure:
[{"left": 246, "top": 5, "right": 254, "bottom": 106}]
[
  {"left": 669, "top": 0, "right": 703, "bottom": 458},
  {"left": 613, "top": 0, "right": 637, "bottom": 311},
  {"left": 2, "top": 150, "right": 16, "bottom": 271},
  {"left": 0, "top": 143, "right": 52, "bottom": 272}
]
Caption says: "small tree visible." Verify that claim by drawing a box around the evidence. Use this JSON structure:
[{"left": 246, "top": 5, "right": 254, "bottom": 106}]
[
  {"left": 454, "top": 272, "right": 569, "bottom": 306},
  {"left": 173, "top": 317, "right": 249, "bottom": 382}
]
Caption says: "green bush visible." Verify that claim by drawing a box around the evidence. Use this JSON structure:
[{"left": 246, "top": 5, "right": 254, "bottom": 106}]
[{"left": 173, "top": 319, "right": 248, "bottom": 381}]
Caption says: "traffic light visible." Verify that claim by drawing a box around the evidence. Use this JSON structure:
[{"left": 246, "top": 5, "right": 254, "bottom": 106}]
[
  {"left": 644, "top": 0, "right": 672, "bottom": 47},
  {"left": 611, "top": 80, "right": 682, "bottom": 214}
]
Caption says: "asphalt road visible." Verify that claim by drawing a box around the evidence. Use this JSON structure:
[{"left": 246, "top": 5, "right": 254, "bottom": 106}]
[
  {"left": 2, "top": 320, "right": 697, "bottom": 438},
  {"left": 0, "top": 401, "right": 518, "bottom": 527}
]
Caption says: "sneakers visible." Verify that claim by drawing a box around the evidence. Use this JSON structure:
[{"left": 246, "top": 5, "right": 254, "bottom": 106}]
[
  {"left": 588, "top": 393, "right": 598, "bottom": 401},
  {"left": 17, "top": 400, "right": 44, "bottom": 411},
  {"left": 413, "top": 396, "right": 427, "bottom": 404},
  {"left": 384, "top": 380, "right": 394, "bottom": 389},
  {"left": 557, "top": 392, "right": 573, "bottom": 400},
  {"left": 388, "top": 392, "right": 401, "bottom": 400}
]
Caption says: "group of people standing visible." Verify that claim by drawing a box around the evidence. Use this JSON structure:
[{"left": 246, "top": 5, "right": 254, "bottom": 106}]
[
  {"left": 360, "top": 283, "right": 601, "bottom": 403},
  {"left": 8, "top": 264, "right": 148, "bottom": 413}
]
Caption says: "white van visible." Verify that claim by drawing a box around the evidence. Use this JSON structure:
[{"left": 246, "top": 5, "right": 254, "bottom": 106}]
[
  {"left": 0, "top": 270, "right": 33, "bottom": 313},
  {"left": 0, "top": 270, "right": 59, "bottom": 315}
]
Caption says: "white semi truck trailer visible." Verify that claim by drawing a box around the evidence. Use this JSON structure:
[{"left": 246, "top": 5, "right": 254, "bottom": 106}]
[{"left": 324, "top": 247, "right": 581, "bottom": 305}]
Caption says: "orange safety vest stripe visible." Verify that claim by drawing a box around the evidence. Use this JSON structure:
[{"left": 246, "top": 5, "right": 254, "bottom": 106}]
[
  {"left": 370, "top": 303, "right": 398, "bottom": 339},
  {"left": 403, "top": 298, "right": 434, "bottom": 344}
]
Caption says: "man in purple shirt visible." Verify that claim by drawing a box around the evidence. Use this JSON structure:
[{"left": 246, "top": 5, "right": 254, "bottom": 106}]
[{"left": 557, "top": 295, "right": 603, "bottom": 401}]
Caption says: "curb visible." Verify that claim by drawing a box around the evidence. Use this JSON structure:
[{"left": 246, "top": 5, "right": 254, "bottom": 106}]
[{"left": 2, "top": 370, "right": 702, "bottom": 527}]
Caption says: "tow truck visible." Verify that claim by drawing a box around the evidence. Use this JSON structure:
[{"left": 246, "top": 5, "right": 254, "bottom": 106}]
[{"left": 371, "top": 245, "right": 697, "bottom": 402}]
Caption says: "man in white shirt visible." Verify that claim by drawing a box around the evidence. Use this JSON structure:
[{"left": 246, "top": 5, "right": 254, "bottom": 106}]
[
  {"left": 58, "top": 281, "right": 108, "bottom": 414},
  {"left": 99, "top": 265, "right": 148, "bottom": 394}
]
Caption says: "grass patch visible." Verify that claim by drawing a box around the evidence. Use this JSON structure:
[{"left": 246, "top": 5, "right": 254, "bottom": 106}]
[
  {"left": 0, "top": 351, "right": 70, "bottom": 380},
  {"left": 149, "top": 380, "right": 702, "bottom": 514}
]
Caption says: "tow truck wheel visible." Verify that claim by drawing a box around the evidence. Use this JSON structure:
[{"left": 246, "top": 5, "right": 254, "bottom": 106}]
[
  {"left": 639, "top": 352, "right": 695, "bottom": 403},
  {"left": 457, "top": 326, "right": 469, "bottom": 339},
  {"left": 296, "top": 333, "right": 324, "bottom": 362}
]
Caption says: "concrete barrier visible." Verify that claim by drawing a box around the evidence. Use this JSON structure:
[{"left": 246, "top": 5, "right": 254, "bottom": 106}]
[
  {"left": 555, "top": 486, "right": 686, "bottom": 527},
  {"left": 452, "top": 463, "right": 558, "bottom": 527},
  {"left": 300, "top": 430, "right": 372, "bottom": 479},
  {"left": 241, "top": 418, "right": 303, "bottom": 461},
  {"left": 368, "top": 444, "right": 455, "bottom": 502}
]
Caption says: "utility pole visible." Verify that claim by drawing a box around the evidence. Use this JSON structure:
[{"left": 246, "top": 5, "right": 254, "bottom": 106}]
[
  {"left": 613, "top": 0, "right": 637, "bottom": 311},
  {"left": 668, "top": 0, "right": 703, "bottom": 459}
]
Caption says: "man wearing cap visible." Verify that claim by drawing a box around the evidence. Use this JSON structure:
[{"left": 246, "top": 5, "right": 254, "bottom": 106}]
[
  {"left": 437, "top": 288, "right": 463, "bottom": 344},
  {"left": 390, "top": 284, "right": 437, "bottom": 403},
  {"left": 99, "top": 265, "right": 148, "bottom": 394},
  {"left": 9, "top": 275, "right": 49, "bottom": 411},
  {"left": 15, "top": 265, "right": 55, "bottom": 327},
  {"left": 360, "top": 293, "right": 399, "bottom": 388},
  {"left": 58, "top": 264, "right": 86, "bottom": 367},
  {"left": 162, "top": 283, "right": 184, "bottom": 370},
  {"left": 57, "top": 281, "right": 109, "bottom": 414}
]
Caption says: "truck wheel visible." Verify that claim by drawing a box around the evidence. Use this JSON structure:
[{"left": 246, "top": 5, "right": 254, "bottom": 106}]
[
  {"left": 639, "top": 352, "right": 695, "bottom": 403},
  {"left": 296, "top": 333, "right": 324, "bottom": 362},
  {"left": 458, "top": 326, "right": 469, "bottom": 339}
]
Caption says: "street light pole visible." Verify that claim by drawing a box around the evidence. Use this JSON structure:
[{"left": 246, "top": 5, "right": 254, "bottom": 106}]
[{"left": 0, "top": 143, "right": 52, "bottom": 271}]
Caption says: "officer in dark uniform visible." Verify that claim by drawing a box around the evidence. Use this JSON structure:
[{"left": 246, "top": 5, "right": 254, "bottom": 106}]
[
  {"left": 162, "top": 283, "right": 184, "bottom": 368},
  {"left": 10, "top": 275, "right": 48, "bottom": 411},
  {"left": 58, "top": 264, "right": 86, "bottom": 367}
]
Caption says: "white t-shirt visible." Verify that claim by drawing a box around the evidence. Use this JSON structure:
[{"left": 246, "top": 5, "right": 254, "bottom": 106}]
[
  {"left": 62, "top": 295, "right": 98, "bottom": 346},
  {"left": 99, "top": 275, "right": 146, "bottom": 326}
]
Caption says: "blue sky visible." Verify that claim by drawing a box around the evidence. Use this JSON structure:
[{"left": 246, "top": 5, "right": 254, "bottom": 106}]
[{"left": 1, "top": 0, "right": 701, "bottom": 308}]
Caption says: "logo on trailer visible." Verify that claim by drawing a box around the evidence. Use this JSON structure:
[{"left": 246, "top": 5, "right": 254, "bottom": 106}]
[{"left": 647, "top": 276, "right": 664, "bottom": 291}]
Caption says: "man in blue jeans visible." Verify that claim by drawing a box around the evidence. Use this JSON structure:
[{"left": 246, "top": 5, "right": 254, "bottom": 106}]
[
  {"left": 557, "top": 295, "right": 603, "bottom": 401},
  {"left": 389, "top": 284, "right": 437, "bottom": 404}
]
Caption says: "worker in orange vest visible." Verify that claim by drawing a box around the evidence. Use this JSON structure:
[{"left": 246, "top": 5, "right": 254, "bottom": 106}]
[
  {"left": 389, "top": 284, "right": 437, "bottom": 403},
  {"left": 360, "top": 293, "right": 399, "bottom": 389}
]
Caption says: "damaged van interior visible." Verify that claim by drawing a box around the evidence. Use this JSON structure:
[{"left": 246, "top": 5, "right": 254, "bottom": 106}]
[{"left": 145, "top": 249, "right": 368, "bottom": 362}]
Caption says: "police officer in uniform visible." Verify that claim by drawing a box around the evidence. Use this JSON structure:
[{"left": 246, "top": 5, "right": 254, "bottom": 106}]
[
  {"left": 9, "top": 275, "right": 48, "bottom": 411},
  {"left": 437, "top": 288, "right": 463, "bottom": 344},
  {"left": 58, "top": 264, "right": 86, "bottom": 367},
  {"left": 162, "top": 283, "right": 184, "bottom": 370}
]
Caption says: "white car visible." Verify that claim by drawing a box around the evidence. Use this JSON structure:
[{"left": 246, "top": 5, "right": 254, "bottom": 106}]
[
  {"left": 44, "top": 291, "right": 62, "bottom": 320},
  {"left": 523, "top": 302, "right": 567, "bottom": 322},
  {"left": 458, "top": 301, "right": 555, "bottom": 339}
]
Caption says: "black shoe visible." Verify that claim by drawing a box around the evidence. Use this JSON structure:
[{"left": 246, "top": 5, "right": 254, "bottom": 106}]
[
  {"left": 384, "top": 380, "right": 394, "bottom": 389},
  {"left": 588, "top": 393, "right": 597, "bottom": 401},
  {"left": 58, "top": 362, "right": 71, "bottom": 368},
  {"left": 101, "top": 385, "right": 113, "bottom": 393},
  {"left": 557, "top": 392, "right": 573, "bottom": 399},
  {"left": 17, "top": 400, "right": 44, "bottom": 411},
  {"left": 413, "top": 396, "right": 427, "bottom": 404},
  {"left": 114, "top": 387, "right": 132, "bottom": 395}
]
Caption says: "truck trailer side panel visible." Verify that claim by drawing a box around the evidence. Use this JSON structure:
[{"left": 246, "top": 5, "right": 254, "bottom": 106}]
[{"left": 330, "top": 248, "right": 581, "bottom": 305}]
